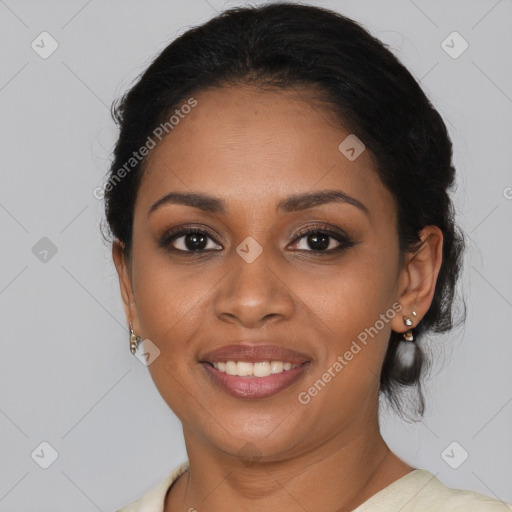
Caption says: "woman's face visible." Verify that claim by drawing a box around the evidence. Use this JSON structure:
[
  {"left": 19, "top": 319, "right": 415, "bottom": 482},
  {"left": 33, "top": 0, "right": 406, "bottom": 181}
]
[{"left": 117, "top": 85, "right": 415, "bottom": 462}]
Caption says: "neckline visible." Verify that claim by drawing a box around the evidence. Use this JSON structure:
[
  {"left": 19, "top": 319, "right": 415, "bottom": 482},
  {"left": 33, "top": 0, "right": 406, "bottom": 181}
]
[
  {"left": 162, "top": 463, "right": 430, "bottom": 512},
  {"left": 350, "top": 468, "right": 439, "bottom": 511},
  {"left": 162, "top": 461, "right": 190, "bottom": 509}
]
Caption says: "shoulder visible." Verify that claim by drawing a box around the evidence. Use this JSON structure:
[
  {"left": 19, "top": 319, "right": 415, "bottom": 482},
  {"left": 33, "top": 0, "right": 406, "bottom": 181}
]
[
  {"left": 354, "top": 469, "right": 512, "bottom": 512},
  {"left": 113, "top": 460, "right": 189, "bottom": 512},
  {"left": 395, "top": 470, "right": 511, "bottom": 511}
]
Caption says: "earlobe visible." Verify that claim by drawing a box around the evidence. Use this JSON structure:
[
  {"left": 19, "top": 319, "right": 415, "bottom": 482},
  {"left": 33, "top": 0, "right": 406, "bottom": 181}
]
[{"left": 392, "top": 226, "right": 443, "bottom": 333}]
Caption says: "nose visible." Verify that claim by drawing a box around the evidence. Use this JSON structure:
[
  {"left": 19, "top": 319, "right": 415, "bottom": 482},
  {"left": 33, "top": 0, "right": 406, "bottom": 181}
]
[{"left": 213, "top": 250, "right": 295, "bottom": 329}]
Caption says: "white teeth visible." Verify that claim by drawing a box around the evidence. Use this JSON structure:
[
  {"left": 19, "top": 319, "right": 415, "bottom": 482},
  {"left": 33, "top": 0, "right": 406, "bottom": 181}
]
[
  {"left": 254, "top": 361, "right": 271, "bottom": 377},
  {"left": 270, "top": 361, "right": 284, "bottom": 374},
  {"left": 225, "top": 361, "right": 237, "bottom": 376},
  {"left": 236, "top": 362, "right": 253, "bottom": 376},
  {"left": 211, "top": 360, "right": 300, "bottom": 377}
]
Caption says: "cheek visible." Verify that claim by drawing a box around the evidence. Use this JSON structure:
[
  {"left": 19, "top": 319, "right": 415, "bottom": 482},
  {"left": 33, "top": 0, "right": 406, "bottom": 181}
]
[
  {"left": 130, "top": 243, "right": 215, "bottom": 349},
  {"left": 305, "top": 252, "right": 398, "bottom": 331},
  {"left": 293, "top": 258, "right": 398, "bottom": 418},
  {"left": 129, "top": 249, "right": 216, "bottom": 415},
  {"left": 299, "top": 252, "right": 400, "bottom": 393}
]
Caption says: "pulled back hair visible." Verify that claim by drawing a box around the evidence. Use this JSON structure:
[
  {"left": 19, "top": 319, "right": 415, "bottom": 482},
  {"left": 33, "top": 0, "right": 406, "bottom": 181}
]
[{"left": 104, "top": 2, "right": 465, "bottom": 417}]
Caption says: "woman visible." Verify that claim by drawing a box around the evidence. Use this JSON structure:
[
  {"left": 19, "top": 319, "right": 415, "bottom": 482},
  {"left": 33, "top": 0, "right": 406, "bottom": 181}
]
[{"left": 105, "top": 3, "right": 511, "bottom": 511}]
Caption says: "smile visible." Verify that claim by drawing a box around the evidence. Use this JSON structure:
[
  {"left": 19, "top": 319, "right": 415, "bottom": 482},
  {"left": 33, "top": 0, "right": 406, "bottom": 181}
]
[
  {"left": 211, "top": 360, "right": 300, "bottom": 377},
  {"left": 201, "top": 360, "right": 311, "bottom": 399}
]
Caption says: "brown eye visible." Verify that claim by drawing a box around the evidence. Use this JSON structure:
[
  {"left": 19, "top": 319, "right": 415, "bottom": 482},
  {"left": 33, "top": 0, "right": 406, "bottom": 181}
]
[
  {"left": 296, "top": 232, "right": 338, "bottom": 251},
  {"left": 159, "top": 227, "right": 222, "bottom": 253},
  {"left": 289, "top": 225, "right": 355, "bottom": 253}
]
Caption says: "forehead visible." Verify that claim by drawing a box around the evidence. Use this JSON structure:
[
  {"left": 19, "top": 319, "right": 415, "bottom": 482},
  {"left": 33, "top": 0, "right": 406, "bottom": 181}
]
[{"left": 137, "top": 85, "right": 392, "bottom": 218}]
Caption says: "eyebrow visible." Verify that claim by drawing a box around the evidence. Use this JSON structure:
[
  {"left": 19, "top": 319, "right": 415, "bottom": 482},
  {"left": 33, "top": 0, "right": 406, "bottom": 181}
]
[{"left": 148, "top": 189, "right": 369, "bottom": 217}]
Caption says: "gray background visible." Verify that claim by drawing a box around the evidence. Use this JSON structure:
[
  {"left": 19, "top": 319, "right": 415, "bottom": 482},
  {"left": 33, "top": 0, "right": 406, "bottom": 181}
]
[{"left": 1, "top": 0, "right": 511, "bottom": 510}]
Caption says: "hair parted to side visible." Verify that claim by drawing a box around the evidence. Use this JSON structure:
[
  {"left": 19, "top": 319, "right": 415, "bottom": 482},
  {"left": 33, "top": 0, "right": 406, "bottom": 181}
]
[{"left": 104, "top": 2, "right": 465, "bottom": 418}]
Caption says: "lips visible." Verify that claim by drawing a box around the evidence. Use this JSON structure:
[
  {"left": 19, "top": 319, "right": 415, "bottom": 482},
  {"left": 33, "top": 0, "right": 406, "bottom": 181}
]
[
  {"left": 200, "top": 343, "right": 310, "bottom": 364},
  {"left": 201, "top": 362, "right": 310, "bottom": 398},
  {"left": 199, "top": 343, "right": 311, "bottom": 399}
]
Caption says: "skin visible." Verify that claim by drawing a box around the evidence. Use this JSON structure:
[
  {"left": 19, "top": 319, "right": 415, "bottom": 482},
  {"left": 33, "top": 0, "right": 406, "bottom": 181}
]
[{"left": 113, "top": 84, "right": 443, "bottom": 512}]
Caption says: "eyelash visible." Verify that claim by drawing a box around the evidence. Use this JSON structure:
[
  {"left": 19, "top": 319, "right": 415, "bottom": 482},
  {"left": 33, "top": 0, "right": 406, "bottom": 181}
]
[{"left": 158, "top": 224, "right": 355, "bottom": 255}]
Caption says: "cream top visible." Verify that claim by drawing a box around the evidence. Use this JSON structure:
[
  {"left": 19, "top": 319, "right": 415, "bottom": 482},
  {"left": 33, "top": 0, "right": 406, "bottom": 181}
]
[{"left": 115, "top": 460, "right": 511, "bottom": 512}]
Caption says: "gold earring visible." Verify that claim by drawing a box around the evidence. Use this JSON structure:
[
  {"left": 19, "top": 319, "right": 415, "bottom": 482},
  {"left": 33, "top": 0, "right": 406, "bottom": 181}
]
[
  {"left": 129, "top": 322, "right": 141, "bottom": 355},
  {"left": 402, "top": 314, "right": 415, "bottom": 342}
]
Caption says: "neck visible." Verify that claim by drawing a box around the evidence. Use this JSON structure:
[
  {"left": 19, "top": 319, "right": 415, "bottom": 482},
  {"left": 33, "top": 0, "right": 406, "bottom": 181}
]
[{"left": 165, "top": 422, "right": 413, "bottom": 512}]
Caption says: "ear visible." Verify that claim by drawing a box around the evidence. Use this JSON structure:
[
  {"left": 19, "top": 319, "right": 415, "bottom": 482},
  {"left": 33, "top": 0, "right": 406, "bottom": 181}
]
[
  {"left": 391, "top": 225, "right": 444, "bottom": 334},
  {"left": 112, "top": 239, "right": 140, "bottom": 333}
]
